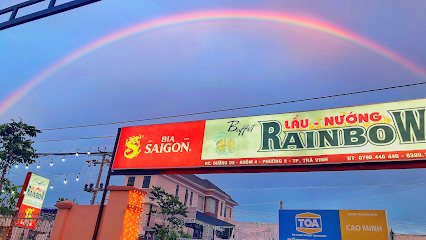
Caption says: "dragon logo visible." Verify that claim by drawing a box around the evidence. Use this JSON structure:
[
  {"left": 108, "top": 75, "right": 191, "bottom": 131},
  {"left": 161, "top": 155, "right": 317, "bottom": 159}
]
[
  {"left": 124, "top": 135, "right": 144, "bottom": 159},
  {"left": 25, "top": 208, "right": 36, "bottom": 218}
]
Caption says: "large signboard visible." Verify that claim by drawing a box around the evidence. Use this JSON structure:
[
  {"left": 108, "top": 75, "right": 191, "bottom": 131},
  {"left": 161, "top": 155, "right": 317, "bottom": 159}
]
[
  {"left": 279, "top": 209, "right": 389, "bottom": 240},
  {"left": 16, "top": 172, "right": 50, "bottom": 229},
  {"left": 112, "top": 98, "right": 426, "bottom": 172}
]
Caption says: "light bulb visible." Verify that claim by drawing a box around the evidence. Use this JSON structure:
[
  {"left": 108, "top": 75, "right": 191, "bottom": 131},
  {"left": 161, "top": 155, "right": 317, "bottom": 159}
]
[
  {"left": 25, "top": 164, "right": 28, "bottom": 169},
  {"left": 50, "top": 184, "right": 53, "bottom": 189},
  {"left": 75, "top": 151, "right": 79, "bottom": 156},
  {"left": 1, "top": 190, "right": 4, "bottom": 193},
  {"left": 62, "top": 157, "right": 65, "bottom": 162},
  {"left": 87, "top": 149, "right": 91, "bottom": 155},
  {"left": 64, "top": 179, "right": 67, "bottom": 184},
  {"left": 11, "top": 191, "right": 14, "bottom": 194},
  {"left": 50, "top": 162, "right": 53, "bottom": 166},
  {"left": 37, "top": 164, "right": 40, "bottom": 169},
  {"left": 76, "top": 176, "right": 79, "bottom": 181},
  {"left": 15, "top": 164, "right": 18, "bottom": 168}
]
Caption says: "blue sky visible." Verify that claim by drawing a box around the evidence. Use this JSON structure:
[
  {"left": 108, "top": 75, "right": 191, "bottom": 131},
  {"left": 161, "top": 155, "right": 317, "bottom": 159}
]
[{"left": 1, "top": 0, "right": 426, "bottom": 234}]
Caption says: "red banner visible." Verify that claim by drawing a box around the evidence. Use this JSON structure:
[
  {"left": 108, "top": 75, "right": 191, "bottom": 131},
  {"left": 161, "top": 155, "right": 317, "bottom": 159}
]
[{"left": 113, "top": 121, "right": 206, "bottom": 170}]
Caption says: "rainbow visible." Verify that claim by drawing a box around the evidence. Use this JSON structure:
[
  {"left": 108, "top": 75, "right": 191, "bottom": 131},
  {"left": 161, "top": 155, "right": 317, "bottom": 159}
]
[{"left": 2, "top": 10, "right": 426, "bottom": 116}]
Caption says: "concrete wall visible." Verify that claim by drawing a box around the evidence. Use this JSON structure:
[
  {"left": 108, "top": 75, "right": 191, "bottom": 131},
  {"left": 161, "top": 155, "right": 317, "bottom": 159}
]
[
  {"left": 50, "top": 201, "right": 101, "bottom": 240},
  {"left": 50, "top": 186, "right": 146, "bottom": 240}
]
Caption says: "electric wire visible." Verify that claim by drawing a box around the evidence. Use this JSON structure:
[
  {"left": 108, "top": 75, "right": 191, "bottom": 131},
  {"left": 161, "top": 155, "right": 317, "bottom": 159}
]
[
  {"left": 34, "top": 135, "right": 115, "bottom": 143},
  {"left": 224, "top": 183, "right": 426, "bottom": 190},
  {"left": 233, "top": 214, "right": 426, "bottom": 228},
  {"left": 233, "top": 210, "right": 426, "bottom": 225},
  {"left": 239, "top": 185, "right": 426, "bottom": 207},
  {"left": 40, "top": 81, "right": 426, "bottom": 131},
  {"left": 238, "top": 176, "right": 426, "bottom": 206},
  {"left": 234, "top": 213, "right": 277, "bottom": 219},
  {"left": 234, "top": 209, "right": 277, "bottom": 215}
]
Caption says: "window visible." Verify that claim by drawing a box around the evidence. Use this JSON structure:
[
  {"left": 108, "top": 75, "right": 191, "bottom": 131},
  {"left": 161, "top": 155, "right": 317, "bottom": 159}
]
[
  {"left": 229, "top": 209, "right": 232, "bottom": 218},
  {"left": 205, "top": 197, "right": 216, "bottom": 214},
  {"left": 220, "top": 202, "right": 223, "bottom": 216},
  {"left": 197, "top": 196, "right": 204, "bottom": 211},
  {"left": 127, "top": 177, "right": 135, "bottom": 187},
  {"left": 184, "top": 189, "right": 188, "bottom": 206},
  {"left": 142, "top": 176, "right": 151, "bottom": 188},
  {"left": 189, "top": 192, "right": 193, "bottom": 206},
  {"left": 224, "top": 207, "right": 227, "bottom": 218},
  {"left": 175, "top": 185, "right": 179, "bottom": 198}
]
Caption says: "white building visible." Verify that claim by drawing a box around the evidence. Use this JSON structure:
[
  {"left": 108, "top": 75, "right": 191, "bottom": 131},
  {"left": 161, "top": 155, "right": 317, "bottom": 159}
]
[{"left": 124, "top": 174, "right": 238, "bottom": 239}]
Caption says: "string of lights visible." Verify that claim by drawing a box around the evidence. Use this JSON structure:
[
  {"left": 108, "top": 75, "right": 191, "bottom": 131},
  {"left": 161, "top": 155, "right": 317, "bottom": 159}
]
[
  {"left": 36, "top": 145, "right": 114, "bottom": 153},
  {"left": 6, "top": 148, "right": 112, "bottom": 207},
  {"left": 10, "top": 155, "right": 109, "bottom": 192},
  {"left": 39, "top": 81, "right": 426, "bottom": 132}
]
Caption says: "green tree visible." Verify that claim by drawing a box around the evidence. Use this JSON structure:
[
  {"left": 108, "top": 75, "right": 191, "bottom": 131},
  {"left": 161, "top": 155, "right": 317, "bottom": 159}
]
[
  {"left": 0, "top": 119, "right": 41, "bottom": 193},
  {"left": 0, "top": 179, "right": 21, "bottom": 212},
  {"left": 149, "top": 186, "right": 189, "bottom": 240}
]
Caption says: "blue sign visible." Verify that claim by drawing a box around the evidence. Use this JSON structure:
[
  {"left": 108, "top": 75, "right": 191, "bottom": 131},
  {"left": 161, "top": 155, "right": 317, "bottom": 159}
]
[{"left": 279, "top": 210, "right": 342, "bottom": 240}]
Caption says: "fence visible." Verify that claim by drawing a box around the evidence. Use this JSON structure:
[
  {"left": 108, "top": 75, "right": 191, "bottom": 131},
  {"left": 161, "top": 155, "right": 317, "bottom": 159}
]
[{"left": 0, "top": 208, "right": 57, "bottom": 240}]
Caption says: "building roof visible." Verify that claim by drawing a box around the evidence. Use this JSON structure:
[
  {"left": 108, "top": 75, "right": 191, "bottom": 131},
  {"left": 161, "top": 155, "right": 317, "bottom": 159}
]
[
  {"left": 180, "top": 174, "right": 238, "bottom": 206},
  {"left": 394, "top": 234, "right": 426, "bottom": 240}
]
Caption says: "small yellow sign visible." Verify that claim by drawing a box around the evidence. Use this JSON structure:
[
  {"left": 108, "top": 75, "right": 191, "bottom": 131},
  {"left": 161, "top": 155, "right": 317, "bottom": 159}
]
[{"left": 339, "top": 210, "right": 389, "bottom": 240}]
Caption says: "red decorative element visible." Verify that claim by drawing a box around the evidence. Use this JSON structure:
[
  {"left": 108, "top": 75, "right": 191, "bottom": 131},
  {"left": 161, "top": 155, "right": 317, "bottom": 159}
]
[
  {"left": 113, "top": 121, "right": 206, "bottom": 170},
  {"left": 15, "top": 204, "right": 40, "bottom": 229}
]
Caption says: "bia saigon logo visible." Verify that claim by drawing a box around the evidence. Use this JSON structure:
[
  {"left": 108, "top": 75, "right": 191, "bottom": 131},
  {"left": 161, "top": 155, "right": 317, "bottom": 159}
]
[
  {"left": 295, "top": 212, "right": 322, "bottom": 234},
  {"left": 124, "top": 135, "right": 144, "bottom": 159}
]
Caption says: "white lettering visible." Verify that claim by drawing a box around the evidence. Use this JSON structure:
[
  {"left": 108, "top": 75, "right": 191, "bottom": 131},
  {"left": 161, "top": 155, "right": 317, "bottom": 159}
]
[
  {"left": 145, "top": 144, "right": 152, "bottom": 153},
  {"left": 346, "top": 225, "right": 361, "bottom": 231},
  {"left": 151, "top": 144, "right": 159, "bottom": 153},
  {"left": 181, "top": 142, "right": 190, "bottom": 152},
  {"left": 311, "top": 219, "right": 319, "bottom": 228},
  {"left": 172, "top": 143, "right": 180, "bottom": 152},
  {"left": 163, "top": 143, "right": 171, "bottom": 153}
]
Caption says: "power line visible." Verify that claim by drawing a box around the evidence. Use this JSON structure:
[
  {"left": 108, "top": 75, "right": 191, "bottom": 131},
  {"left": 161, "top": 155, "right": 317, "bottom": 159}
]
[
  {"left": 234, "top": 209, "right": 277, "bottom": 215},
  {"left": 233, "top": 210, "right": 426, "bottom": 225},
  {"left": 34, "top": 136, "right": 115, "bottom": 143},
  {"left": 41, "top": 81, "right": 426, "bottom": 131},
  {"left": 239, "top": 201, "right": 280, "bottom": 206},
  {"left": 224, "top": 183, "right": 426, "bottom": 191},
  {"left": 282, "top": 185, "right": 426, "bottom": 207},
  {"left": 389, "top": 220, "right": 426, "bottom": 223},
  {"left": 234, "top": 213, "right": 277, "bottom": 219},
  {"left": 237, "top": 177, "right": 426, "bottom": 206}
]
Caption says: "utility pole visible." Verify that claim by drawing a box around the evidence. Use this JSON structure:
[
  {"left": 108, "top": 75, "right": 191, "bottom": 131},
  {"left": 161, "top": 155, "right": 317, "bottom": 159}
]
[
  {"left": 279, "top": 200, "right": 283, "bottom": 210},
  {"left": 83, "top": 153, "right": 110, "bottom": 205}
]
